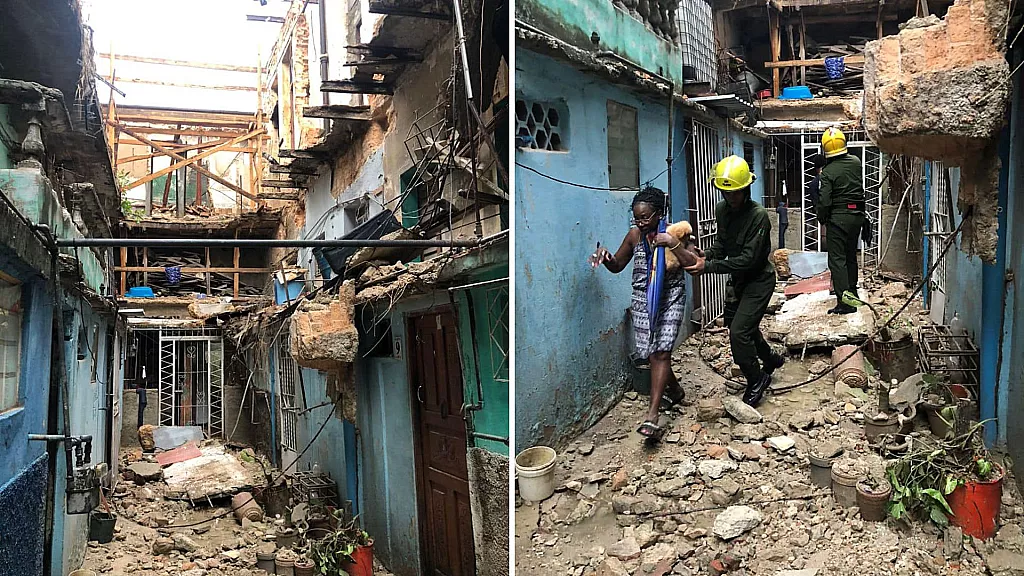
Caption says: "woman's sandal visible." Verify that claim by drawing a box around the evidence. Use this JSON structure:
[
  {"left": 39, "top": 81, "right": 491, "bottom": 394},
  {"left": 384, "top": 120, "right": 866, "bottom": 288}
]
[
  {"left": 637, "top": 420, "right": 665, "bottom": 441},
  {"left": 660, "top": 385, "right": 686, "bottom": 409}
]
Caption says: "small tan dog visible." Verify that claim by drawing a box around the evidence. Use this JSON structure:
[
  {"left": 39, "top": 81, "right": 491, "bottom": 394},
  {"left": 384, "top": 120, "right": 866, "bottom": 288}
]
[{"left": 661, "top": 220, "right": 696, "bottom": 272}]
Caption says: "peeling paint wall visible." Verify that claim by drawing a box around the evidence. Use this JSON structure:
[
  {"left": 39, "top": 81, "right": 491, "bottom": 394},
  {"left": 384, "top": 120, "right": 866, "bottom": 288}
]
[
  {"left": 0, "top": 454, "right": 47, "bottom": 576},
  {"left": 515, "top": 48, "right": 695, "bottom": 452}
]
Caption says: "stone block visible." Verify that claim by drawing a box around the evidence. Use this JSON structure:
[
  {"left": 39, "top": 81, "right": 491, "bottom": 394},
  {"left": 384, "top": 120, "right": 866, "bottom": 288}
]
[
  {"left": 898, "top": 27, "right": 931, "bottom": 76},
  {"left": 922, "top": 27, "right": 950, "bottom": 70},
  {"left": 290, "top": 282, "right": 359, "bottom": 370}
]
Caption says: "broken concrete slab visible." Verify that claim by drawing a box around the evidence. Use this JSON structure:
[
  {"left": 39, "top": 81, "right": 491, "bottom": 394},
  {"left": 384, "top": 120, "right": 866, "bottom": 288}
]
[
  {"left": 783, "top": 272, "right": 831, "bottom": 299},
  {"left": 697, "top": 459, "right": 738, "bottom": 480},
  {"left": 767, "top": 290, "right": 874, "bottom": 348},
  {"left": 788, "top": 252, "right": 828, "bottom": 279},
  {"left": 152, "top": 426, "right": 204, "bottom": 451},
  {"left": 163, "top": 446, "right": 252, "bottom": 501},
  {"left": 127, "top": 462, "right": 163, "bottom": 484}
]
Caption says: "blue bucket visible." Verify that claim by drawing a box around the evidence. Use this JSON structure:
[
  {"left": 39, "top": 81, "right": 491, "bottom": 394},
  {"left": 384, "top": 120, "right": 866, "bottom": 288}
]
[
  {"left": 125, "top": 287, "right": 154, "bottom": 298},
  {"left": 779, "top": 86, "right": 813, "bottom": 100}
]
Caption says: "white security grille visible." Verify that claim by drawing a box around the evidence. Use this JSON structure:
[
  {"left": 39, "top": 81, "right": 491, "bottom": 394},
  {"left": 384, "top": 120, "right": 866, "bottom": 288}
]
[
  {"left": 800, "top": 131, "right": 882, "bottom": 267},
  {"left": 676, "top": 0, "right": 716, "bottom": 89},
  {"left": 689, "top": 119, "right": 727, "bottom": 325},
  {"left": 275, "top": 331, "right": 301, "bottom": 453},
  {"left": 155, "top": 327, "right": 224, "bottom": 437},
  {"left": 486, "top": 284, "right": 509, "bottom": 383},
  {"left": 929, "top": 161, "right": 953, "bottom": 297}
]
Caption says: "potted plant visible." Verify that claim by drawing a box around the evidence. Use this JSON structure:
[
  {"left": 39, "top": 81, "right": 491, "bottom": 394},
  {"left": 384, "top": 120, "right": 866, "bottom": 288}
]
[
  {"left": 308, "top": 514, "right": 373, "bottom": 576},
  {"left": 294, "top": 556, "right": 316, "bottom": 576},
  {"left": 856, "top": 470, "right": 892, "bottom": 522},
  {"left": 887, "top": 415, "right": 1003, "bottom": 538}
]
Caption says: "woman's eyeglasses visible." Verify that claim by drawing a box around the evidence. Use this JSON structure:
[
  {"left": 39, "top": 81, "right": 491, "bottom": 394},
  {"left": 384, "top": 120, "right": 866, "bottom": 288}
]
[{"left": 631, "top": 214, "right": 660, "bottom": 226}]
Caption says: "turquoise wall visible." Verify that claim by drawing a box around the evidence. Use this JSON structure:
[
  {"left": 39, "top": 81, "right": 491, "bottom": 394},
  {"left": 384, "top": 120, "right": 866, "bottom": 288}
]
[
  {"left": 515, "top": 48, "right": 698, "bottom": 452},
  {"left": 0, "top": 105, "right": 13, "bottom": 169},
  {"left": 516, "top": 0, "right": 685, "bottom": 85}
]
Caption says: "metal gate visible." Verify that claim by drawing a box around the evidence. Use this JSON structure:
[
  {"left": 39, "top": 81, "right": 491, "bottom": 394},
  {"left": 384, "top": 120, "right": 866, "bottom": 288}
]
[
  {"left": 928, "top": 161, "right": 954, "bottom": 324},
  {"left": 157, "top": 328, "right": 224, "bottom": 437},
  {"left": 688, "top": 119, "right": 727, "bottom": 324},
  {"left": 800, "top": 131, "right": 882, "bottom": 267},
  {"left": 274, "top": 329, "right": 301, "bottom": 471}
]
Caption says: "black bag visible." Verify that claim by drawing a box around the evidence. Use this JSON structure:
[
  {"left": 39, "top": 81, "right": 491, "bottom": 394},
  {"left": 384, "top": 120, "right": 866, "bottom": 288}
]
[
  {"left": 314, "top": 209, "right": 403, "bottom": 276},
  {"left": 861, "top": 216, "right": 873, "bottom": 247}
]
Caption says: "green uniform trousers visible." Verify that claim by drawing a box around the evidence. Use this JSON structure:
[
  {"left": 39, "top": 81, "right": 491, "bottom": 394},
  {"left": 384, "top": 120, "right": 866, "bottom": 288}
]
[
  {"left": 826, "top": 212, "right": 865, "bottom": 301},
  {"left": 723, "top": 272, "right": 776, "bottom": 383}
]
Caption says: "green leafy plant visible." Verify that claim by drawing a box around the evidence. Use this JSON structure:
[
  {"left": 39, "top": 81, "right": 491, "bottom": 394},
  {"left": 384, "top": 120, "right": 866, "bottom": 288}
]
[
  {"left": 887, "top": 417, "right": 1000, "bottom": 527},
  {"left": 116, "top": 169, "right": 144, "bottom": 222},
  {"left": 307, "top": 512, "right": 372, "bottom": 576}
]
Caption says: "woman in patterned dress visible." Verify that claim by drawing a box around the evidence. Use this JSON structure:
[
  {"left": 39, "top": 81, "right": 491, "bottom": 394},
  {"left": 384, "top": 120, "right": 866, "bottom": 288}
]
[{"left": 592, "top": 187, "right": 697, "bottom": 440}]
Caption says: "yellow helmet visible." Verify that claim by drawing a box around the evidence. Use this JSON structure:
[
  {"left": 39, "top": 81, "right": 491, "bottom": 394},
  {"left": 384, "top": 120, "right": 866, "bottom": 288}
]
[
  {"left": 822, "top": 127, "right": 848, "bottom": 158},
  {"left": 710, "top": 155, "right": 755, "bottom": 191}
]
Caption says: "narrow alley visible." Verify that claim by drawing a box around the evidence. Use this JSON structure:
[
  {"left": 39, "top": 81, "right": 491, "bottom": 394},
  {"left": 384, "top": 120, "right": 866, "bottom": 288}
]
[{"left": 0, "top": 0, "right": 508, "bottom": 575}]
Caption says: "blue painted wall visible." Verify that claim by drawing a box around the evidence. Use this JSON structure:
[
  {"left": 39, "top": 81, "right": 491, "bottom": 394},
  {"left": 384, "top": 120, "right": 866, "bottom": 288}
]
[
  {"left": 731, "top": 133, "right": 765, "bottom": 205},
  {"left": 515, "top": 48, "right": 703, "bottom": 452},
  {"left": 53, "top": 297, "right": 113, "bottom": 575},
  {"left": 0, "top": 257, "right": 53, "bottom": 576}
]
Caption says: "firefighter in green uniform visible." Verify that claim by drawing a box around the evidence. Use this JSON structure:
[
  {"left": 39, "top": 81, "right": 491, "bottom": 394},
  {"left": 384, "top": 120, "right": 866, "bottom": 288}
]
[
  {"left": 817, "top": 127, "right": 866, "bottom": 315},
  {"left": 686, "top": 155, "right": 785, "bottom": 408}
]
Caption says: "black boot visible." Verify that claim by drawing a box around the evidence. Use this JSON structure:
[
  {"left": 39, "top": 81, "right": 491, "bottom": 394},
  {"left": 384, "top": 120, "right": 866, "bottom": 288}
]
[
  {"left": 763, "top": 352, "right": 786, "bottom": 374},
  {"left": 827, "top": 303, "right": 857, "bottom": 315},
  {"left": 743, "top": 372, "right": 773, "bottom": 407}
]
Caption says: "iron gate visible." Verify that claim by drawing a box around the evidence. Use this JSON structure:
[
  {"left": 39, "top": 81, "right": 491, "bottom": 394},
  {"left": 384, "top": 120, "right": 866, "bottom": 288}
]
[
  {"left": 274, "top": 329, "right": 301, "bottom": 463},
  {"left": 800, "top": 131, "right": 882, "bottom": 267},
  {"left": 689, "top": 119, "right": 727, "bottom": 325},
  {"left": 156, "top": 327, "right": 224, "bottom": 437}
]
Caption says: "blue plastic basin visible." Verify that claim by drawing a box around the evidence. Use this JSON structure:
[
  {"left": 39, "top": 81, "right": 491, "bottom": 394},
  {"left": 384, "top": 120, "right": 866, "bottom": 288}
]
[
  {"left": 125, "top": 286, "right": 154, "bottom": 298},
  {"left": 779, "top": 86, "right": 813, "bottom": 100}
]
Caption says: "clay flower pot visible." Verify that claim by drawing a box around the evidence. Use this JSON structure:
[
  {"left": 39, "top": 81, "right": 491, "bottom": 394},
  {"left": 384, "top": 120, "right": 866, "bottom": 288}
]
[{"left": 949, "top": 463, "right": 1005, "bottom": 540}]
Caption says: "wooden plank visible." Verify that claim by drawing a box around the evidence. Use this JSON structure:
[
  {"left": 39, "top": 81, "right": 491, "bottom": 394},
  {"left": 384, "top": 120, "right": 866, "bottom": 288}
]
[
  {"left": 97, "top": 53, "right": 259, "bottom": 73},
  {"left": 120, "top": 247, "right": 128, "bottom": 294},
  {"left": 116, "top": 115, "right": 254, "bottom": 129},
  {"left": 112, "top": 125, "right": 249, "bottom": 138},
  {"left": 258, "top": 191, "right": 301, "bottom": 200},
  {"left": 118, "top": 142, "right": 254, "bottom": 154},
  {"left": 320, "top": 80, "right": 394, "bottom": 95},
  {"left": 261, "top": 179, "right": 307, "bottom": 188},
  {"left": 161, "top": 162, "right": 174, "bottom": 207},
  {"left": 119, "top": 129, "right": 261, "bottom": 191},
  {"left": 765, "top": 54, "right": 865, "bottom": 68},
  {"left": 116, "top": 139, "right": 232, "bottom": 165},
  {"left": 789, "top": 13, "right": 897, "bottom": 24},
  {"left": 800, "top": 16, "right": 807, "bottom": 86},
  {"left": 205, "top": 248, "right": 212, "bottom": 296},
  {"left": 278, "top": 149, "right": 329, "bottom": 159},
  {"left": 117, "top": 125, "right": 264, "bottom": 204},
  {"left": 301, "top": 105, "right": 373, "bottom": 120},
  {"left": 233, "top": 246, "right": 240, "bottom": 298},
  {"left": 114, "top": 266, "right": 273, "bottom": 273},
  {"left": 270, "top": 164, "right": 319, "bottom": 175},
  {"left": 101, "top": 76, "right": 257, "bottom": 92},
  {"left": 769, "top": 10, "right": 781, "bottom": 97}
]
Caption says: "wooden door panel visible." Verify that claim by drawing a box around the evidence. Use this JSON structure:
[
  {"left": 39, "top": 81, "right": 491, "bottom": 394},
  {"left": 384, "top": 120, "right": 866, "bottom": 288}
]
[{"left": 411, "top": 310, "right": 475, "bottom": 576}]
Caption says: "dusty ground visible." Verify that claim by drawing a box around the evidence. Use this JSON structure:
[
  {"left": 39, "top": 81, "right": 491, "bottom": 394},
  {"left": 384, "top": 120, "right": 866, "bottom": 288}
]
[
  {"left": 81, "top": 447, "right": 392, "bottom": 576},
  {"left": 515, "top": 279, "right": 1024, "bottom": 576}
]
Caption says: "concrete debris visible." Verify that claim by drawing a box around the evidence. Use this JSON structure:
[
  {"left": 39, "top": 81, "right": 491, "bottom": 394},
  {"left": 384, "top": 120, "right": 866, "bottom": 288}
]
[
  {"left": 607, "top": 537, "right": 642, "bottom": 560},
  {"left": 767, "top": 436, "right": 797, "bottom": 453},
  {"left": 290, "top": 282, "right": 359, "bottom": 370},
  {"left": 155, "top": 442, "right": 202, "bottom": 467},
  {"left": 713, "top": 505, "right": 763, "bottom": 540},
  {"left": 788, "top": 252, "right": 829, "bottom": 279},
  {"left": 767, "top": 290, "right": 874, "bottom": 348},
  {"left": 697, "top": 398, "right": 726, "bottom": 422},
  {"left": 722, "top": 396, "right": 763, "bottom": 424},
  {"left": 771, "top": 249, "right": 793, "bottom": 278},
  {"left": 578, "top": 442, "right": 595, "bottom": 456},
  {"left": 163, "top": 446, "right": 251, "bottom": 500},
  {"left": 138, "top": 424, "right": 156, "bottom": 451},
  {"left": 127, "top": 462, "right": 164, "bottom": 484},
  {"left": 152, "top": 426, "right": 204, "bottom": 451},
  {"left": 880, "top": 282, "right": 909, "bottom": 299},
  {"left": 698, "top": 459, "right": 738, "bottom": 480}
]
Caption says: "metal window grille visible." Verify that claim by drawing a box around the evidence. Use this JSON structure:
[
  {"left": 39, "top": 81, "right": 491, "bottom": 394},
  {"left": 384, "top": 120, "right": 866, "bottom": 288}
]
[
  {"left": 515, "top": 99, "right": 568, "bottom": 151},
  {"left": 607, "top": 100, "right": 640, "bottom": 190},
  {"left": 689, "top": 119, "right": 727, "bottom": 325},
  {"left": 929, "top": 161, "right": 953, "bottom": 297},
  {"left": 275, "top": 331, "right": 300, "bottom": 453},
  {"left": 676, "top": 0, "right": 716, "bottom": 89},
  {"left": 486, "top": 284, "right": 509, "bottom": 383}
]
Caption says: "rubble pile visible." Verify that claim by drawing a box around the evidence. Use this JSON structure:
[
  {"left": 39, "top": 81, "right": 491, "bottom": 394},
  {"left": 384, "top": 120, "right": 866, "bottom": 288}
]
[{"left": 515, "top": 327, "right": 1023, "bottom": 576}]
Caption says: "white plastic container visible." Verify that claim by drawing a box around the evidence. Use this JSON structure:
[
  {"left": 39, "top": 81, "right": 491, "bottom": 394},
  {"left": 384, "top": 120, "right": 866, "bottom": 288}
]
[{"left": 515, "top": 446, "right": 557, "bottom": 502}]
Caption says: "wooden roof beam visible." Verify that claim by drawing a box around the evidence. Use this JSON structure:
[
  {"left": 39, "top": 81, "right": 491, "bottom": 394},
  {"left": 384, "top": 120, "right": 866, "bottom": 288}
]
[{"left": 97, "top": 53, "right": 259, "bottom": 74}]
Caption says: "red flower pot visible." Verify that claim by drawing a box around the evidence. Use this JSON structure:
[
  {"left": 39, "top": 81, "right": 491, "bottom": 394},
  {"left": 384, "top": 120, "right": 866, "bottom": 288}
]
[
  {"left": 340, "top": 542, "right": 374, "bottom": 576},
  {"left": 949, "top": 464, "right": 1004, "bottom": 540}
]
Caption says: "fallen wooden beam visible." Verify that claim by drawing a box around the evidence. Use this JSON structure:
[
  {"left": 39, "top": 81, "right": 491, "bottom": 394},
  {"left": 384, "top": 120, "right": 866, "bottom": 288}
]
[
  {"left": 301, "top": 105, "right": 373, "bottom": 120},
  {"left": 320, "top": 80, "right": 393, "bottom": 95},
  {"left": 261, "top": 179, "right": 308, "bottom": 188},
  {"left": 121, "top": 129, "right": 260, "bottom": 192},
  {"left": 259, "top": 191, "right": 301, "bottom": 200},
  {"left": 116, "top": 139, "right": 231, "bottom": 165},
  {"left": 115, "top": 266, "right": 272, "bottom": 273},
  {"left": 765, "top": 54, "right": 865, "bottom": 68},
  {"left": 97, "top": 53, "right": 259, "bottom": 73},
  {"left": 279, "top": 149, "right": 330, "bottom": 160},
  {"left": 270, "top": 164, "right": 320, "bottom": 176}
]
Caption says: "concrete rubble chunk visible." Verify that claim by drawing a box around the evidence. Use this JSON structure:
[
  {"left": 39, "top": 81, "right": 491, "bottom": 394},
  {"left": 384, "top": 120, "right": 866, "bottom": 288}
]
[
  {"left": 722, "top": 396, "right": 762, "bottom": 424},
  {"left": 713, "top": 506, "right": 763, "bottom": 540},
  {"left": 697, "top": 398, "right": 726, "bottom": 422},
  {"left": 986, "top": 549, "right": 1024, "bottom": 575},
  {"left": 776, "top": 570, "right": 819, "bottom": 576},
  {"left": 767, "top": 436, "right": 797, "bottom": 453},
  {"left": 127, "top": 462, "right": 163, "bottom": 484},
  {"left": 677, "top": 459, "right": 696, "bottom": 477},
  {"left": 290, "top": 283, "right": 359, "bottom": 369},
  {"left": 596, "top": 557, "right": 631, "bottom": 576},
  {"left": 639, "top": 543, "right": 677, "bottom": 572},
  {"left": 698, "top": 459, "right": 738, "bottom": 480},
  {"left": 607, "top": 536, "right": 642, "bottom": 560}
]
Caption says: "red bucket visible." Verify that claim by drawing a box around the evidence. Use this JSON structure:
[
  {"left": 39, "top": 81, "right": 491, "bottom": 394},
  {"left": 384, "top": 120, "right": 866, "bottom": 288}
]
[
  {"left": 948, "top": 465, "right": 1004, "bottom": 539},
  {"left": 341, "top": 543, "right": 374, "bottom": 576}
]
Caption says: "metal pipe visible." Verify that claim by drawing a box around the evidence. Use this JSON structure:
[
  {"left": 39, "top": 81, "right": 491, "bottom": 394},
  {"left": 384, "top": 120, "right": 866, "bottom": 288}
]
[
  {"left": 451, "top": 0, "right": 474, "bottom": 101},
  {"left": 57, "top": 237, "right": 481, "bottom": 248},
  {"left": 469, "top": 431, "right": 509, "bottom": 444},
  {"left": 318, "top": 0, "right": 330, "bottom": 130},
  {"left": 667, "top": 81, "right": 674, "bottom": 221},
  {"left": 446, "top": 277, "right": 508, "bottom": 291}
]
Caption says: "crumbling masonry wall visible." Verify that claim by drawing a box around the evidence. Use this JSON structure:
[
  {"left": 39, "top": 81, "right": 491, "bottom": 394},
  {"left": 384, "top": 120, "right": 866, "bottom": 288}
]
[
  {"left": 863, "top": 0, "right": 1011, "bottom": 262},
  {"left": 290, "top": 281, "right": 359, "bottom": 370}
]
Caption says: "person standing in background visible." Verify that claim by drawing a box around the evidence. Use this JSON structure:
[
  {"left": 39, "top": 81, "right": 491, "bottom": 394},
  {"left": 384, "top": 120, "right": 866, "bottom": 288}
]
[
  {"left": 776, "top": 192, "right": 789, "bottom": 249},
  {"left": 136, "top": 365, "right": 148, "bottom": 429}
]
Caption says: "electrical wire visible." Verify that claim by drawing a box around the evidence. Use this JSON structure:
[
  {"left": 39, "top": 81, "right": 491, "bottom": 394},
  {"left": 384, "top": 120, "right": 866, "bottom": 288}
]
[
  {"left": 166, "top": 398, "right": 339, "bottom": 529},
  {"left": 699, "top": 205, "right": 971, "bottom": 395}
]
